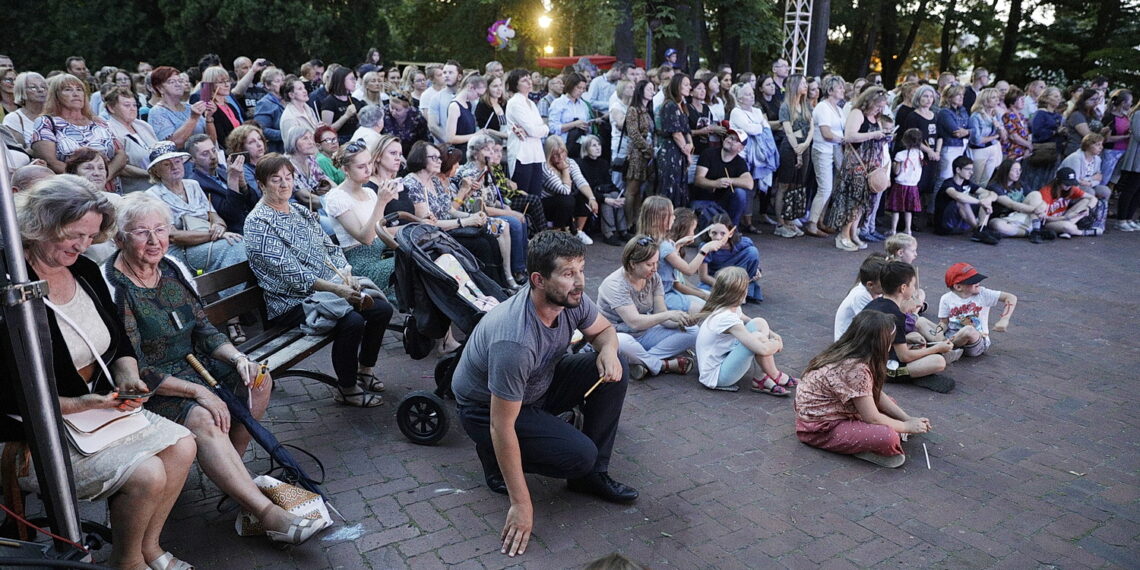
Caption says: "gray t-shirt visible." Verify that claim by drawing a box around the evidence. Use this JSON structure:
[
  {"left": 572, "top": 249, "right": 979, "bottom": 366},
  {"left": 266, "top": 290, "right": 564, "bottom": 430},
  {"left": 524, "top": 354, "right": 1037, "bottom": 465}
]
[
  {"left": 596, "top": 267, "right": 663, "bottom": 335},
  {"left": 452, "top": 286, "right": 600, "bottom": 407}
]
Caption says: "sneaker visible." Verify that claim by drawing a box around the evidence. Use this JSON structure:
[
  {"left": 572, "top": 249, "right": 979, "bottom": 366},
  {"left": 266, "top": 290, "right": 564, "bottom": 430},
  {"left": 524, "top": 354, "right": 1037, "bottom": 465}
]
[
  {"left": 1027, "top": 230, "right": 1044, "bottom": 244},
  {"left": 602, "top": 234, "right": 625, "bottom": 246},
  {"left": 1083, "top": 227, "right": 1104, "bottom": 236},
  {"left": 576, "top": 230, "right": 594, "bottom": 245},
  {"left": 971, "top": 228, "right": 999, "bottom": 245},
  {"left": 835, "top": 235, "right": 859, "bottom": 252},
  {"left": 854, "top": 452, "right": 907, "bottom": 468},
  {"left": 1116, "top": 220, "right": 1134, "bottom": 232},
  {"left": 774, "top": 225, "right": 798, "bottom": 238},
  {"left": 943, "top": 348, "right": 964, "bottom": 365},
  {"left": 1127, "top": 220, "right": 1140, "bottom": 231},
  {"left": 1058, "top": 232, "right": 1072, "bottom": 239},
  {"left": 628, "top": 363, "right": 648, "bottom": 381}
]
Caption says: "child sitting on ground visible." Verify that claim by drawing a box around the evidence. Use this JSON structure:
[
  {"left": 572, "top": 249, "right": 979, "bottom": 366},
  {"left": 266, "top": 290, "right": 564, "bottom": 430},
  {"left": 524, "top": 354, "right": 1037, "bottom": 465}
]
[
  {"left": 834, "top": 253, "right": 888, "bottom": 341},
  {"left": 698, "top": 214, "right": 763, "bottom": 302},
  {"left": 795, "top": 310, "right": 933, "bottom": 468},
  {"left": 695, "top": 267, "right": 795, "bottom": 395},
  {"left": 933, "top": 155, "right": 1000, "bottom": 244},
  {"left": 884, "top": 234, "right": 944, "bottom": 347},
  {"left": 861, "top": 261, "right": 957, "bottom": 393},
  {"left": 938, "top": 262, "right": 1018, "bottom": 357}
]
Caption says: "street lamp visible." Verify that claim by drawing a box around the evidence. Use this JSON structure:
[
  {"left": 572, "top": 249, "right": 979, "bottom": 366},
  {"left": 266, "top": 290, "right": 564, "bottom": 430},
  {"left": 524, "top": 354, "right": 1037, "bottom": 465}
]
[
  {"left": 544, "top": 44, "right": 554, "bottom": 55},
  {"left": 538, "top": 14, "right": 552, "bottom": 29}
]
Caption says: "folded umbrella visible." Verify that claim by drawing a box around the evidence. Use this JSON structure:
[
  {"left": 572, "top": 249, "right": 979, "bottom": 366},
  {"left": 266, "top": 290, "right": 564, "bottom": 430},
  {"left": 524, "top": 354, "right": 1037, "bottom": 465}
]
[{"left": 185, "top": 355, "right": 343, "bottom": 520}]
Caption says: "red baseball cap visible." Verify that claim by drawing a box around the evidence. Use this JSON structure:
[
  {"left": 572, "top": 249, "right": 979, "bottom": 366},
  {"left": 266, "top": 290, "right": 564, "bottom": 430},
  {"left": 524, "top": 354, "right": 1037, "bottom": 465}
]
[{"left": 945, "top": 262, "right": 987, "bottom": 288}]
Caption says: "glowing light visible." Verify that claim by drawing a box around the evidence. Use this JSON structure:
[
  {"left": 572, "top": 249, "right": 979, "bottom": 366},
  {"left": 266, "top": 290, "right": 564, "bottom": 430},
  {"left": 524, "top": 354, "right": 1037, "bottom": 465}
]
[
  {"left": 544, "top": 44, "right": 554, "bottom": 55},
  {"left": 538, "top": 14, "right": 552, "bottom": 29}
]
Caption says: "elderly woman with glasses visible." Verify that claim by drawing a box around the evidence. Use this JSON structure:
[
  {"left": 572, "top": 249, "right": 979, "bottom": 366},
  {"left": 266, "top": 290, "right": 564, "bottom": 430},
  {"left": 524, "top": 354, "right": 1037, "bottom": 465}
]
[
  {"left": 245, "top": 153, "right": 394, "bottom": 407},
  {"left": 102, "top": 192, "right": 328, "bottom": 547},
  {"left": 6, "top": 176, "right": 197, "bottom": 570},
  {"left": 144, "top": 141, "right": 247, "bottom": 301},
  {"left": 3, "top": 71, "right": 47, "bottom": 147},
  {"left": 103, "top": 86, "right": 159, "bottom": 194},
  {"left": 147, "top": 66, "right": 214, "bottom": 147},
  {"left": 460, "top": 133, "right": 529, "bottom": 285},
  {"left": 595, "top": 234, "right": 698, "bottom": 381},
  {"left": 31, "top": 74, "right": 128, "bottom": 185}
]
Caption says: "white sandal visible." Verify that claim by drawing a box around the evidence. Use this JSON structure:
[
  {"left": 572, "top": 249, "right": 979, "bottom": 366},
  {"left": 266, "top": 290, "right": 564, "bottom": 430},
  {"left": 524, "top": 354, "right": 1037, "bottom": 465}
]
[{"left": 147, "top": 551, "right": 194, "bottom": 570}]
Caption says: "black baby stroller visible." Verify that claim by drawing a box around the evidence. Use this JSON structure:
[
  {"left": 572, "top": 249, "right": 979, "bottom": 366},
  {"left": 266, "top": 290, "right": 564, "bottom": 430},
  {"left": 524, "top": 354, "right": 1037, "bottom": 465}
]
[{"left": 392, "top": 223, "right": 510, "bottom": 445}]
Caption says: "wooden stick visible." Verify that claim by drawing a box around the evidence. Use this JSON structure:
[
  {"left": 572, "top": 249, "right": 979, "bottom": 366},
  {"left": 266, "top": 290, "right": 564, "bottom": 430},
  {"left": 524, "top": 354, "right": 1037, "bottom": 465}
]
[{"left": 583, "top": 375, "right": 606, "bottom": 399}]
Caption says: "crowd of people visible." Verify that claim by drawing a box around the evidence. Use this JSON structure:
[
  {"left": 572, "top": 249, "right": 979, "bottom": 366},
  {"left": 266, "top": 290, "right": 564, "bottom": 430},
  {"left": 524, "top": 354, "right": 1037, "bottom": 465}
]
[{"left": 0, "top": 47, "right": 1132, "bottom": 565}]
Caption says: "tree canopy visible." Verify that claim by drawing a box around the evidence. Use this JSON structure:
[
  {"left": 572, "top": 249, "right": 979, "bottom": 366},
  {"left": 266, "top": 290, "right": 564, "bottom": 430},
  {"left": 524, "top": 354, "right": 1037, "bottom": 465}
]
[{"left": 1, "top": 0, "right": 1134, "bottom": 91}]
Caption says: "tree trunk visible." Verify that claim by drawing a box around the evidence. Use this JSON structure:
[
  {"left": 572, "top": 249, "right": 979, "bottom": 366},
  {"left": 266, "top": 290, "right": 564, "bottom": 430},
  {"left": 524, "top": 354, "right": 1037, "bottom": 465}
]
[
  {"left": 939, "top": 0, "right": 958, "bottom": 73},
  {"left": 878, "top": 0, "right": 899, "bottom": 85},
  {"left": 883, "top": 0, "right": 928, "bottom": 87},
  {"left": 994, "top": 0, "right": 1022, "bottom": 78},
  {"left": 807, "top": 0, "right": 830, "bottom": 77},
  {"left": 690, "top": 0, "right": 704, "bottom": 72},
  {"left": 614, "top": 0, "right": 635, "bottom": 62},
  {"left": 720, "top": 6, "right": 741, "bottom": 72},
  {"left": 701, "top": 0, "right": 718, "bottom": 65}
]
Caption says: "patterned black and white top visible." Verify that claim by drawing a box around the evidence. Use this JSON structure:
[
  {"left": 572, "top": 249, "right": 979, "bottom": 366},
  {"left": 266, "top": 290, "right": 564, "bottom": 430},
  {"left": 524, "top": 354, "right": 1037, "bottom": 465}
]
[{"left": 244, "top": 201, "right": 348, "bottom": 320}]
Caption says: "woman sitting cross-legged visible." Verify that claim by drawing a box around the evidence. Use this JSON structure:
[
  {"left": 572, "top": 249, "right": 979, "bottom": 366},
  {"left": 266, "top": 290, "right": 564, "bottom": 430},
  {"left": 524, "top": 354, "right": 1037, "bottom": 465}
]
[
  {"left": 103, "top": 192, "right": 329, "bottom": 545},
  {"left": 245, "top": 153, "right": 394, "bottom": 407},
  {"left": 595, "top": 235, "right": 698, "bottom": 381},
  {"left": 794, "top": 310, "right": 932, "bottom": 468},
  {"left": 694, "top": 267, "right": 795, "bottom": 395}
]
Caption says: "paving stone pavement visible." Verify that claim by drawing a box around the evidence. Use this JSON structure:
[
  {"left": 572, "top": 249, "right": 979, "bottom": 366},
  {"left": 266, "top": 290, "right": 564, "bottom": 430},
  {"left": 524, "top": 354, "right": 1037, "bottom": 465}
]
[{"left": 78, "top": 228, "right": 1139, "bottom": 568}]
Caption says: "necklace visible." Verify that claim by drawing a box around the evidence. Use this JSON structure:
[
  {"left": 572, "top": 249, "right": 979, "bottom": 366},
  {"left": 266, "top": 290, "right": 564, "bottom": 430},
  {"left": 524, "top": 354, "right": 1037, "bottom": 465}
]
[{"left": 122, "top": 256, "right": 160, "bottom": 289}]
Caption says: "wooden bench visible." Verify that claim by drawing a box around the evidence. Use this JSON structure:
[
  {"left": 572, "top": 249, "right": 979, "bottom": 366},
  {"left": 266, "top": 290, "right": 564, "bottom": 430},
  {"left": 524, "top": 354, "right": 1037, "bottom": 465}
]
[{"left": 194, "top": 262, "right": 339, "bottom": 387}]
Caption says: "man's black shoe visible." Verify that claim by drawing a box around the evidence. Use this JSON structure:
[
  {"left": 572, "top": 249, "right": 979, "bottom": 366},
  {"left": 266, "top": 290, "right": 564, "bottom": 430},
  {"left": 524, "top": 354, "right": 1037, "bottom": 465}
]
[
  {"left": 1041, "top": 228, "right": 1057, "bottom": 240},
  {"left": 602, "top": 234, "right": 625, "bottom": 247},
  {"left": 1027, "top": 229, "right": 1043, "bottom": 244},
  {"left": 485, "top": 471, "right": 508, "bottom": 495},
  {"left": 566, "top": 472, "right": 638, "bottom": 502}
]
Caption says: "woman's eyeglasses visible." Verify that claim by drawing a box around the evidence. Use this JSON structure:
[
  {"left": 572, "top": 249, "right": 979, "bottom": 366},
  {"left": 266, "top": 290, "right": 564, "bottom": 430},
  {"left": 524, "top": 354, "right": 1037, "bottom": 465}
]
[{"left": 125, "top": 225, "right": 171, "bottom": 242}]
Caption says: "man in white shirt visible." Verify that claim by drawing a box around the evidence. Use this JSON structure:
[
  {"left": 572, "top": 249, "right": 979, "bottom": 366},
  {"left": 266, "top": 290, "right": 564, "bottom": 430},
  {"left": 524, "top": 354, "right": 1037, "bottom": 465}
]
[{"left": 651, "top": 64, "right": 675, "bottom": 113}]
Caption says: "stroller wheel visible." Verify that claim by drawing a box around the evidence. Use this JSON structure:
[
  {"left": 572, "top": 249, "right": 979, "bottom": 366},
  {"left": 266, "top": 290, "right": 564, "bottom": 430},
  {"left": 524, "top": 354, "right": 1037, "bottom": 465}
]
[
  {"left": 397, "top": 391, "right": 450, "bottom": 445},
  {"left": 433, "top": 355, "right": 458, "bottom": 399}
]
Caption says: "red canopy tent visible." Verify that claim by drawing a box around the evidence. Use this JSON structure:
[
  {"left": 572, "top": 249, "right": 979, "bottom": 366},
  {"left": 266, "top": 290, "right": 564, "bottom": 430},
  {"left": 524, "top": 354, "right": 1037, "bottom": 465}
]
[{"left": 536, "top": 54, "right": 646, "bottom": 71}]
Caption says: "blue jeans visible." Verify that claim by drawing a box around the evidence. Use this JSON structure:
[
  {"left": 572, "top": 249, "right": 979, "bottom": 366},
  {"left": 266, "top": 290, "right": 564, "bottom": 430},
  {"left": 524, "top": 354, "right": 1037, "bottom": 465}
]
[
  {"left": 714, "top": 320, "right": 761, "bottom": 388},
  {"left": 496, "top": 215, "right": 527, "bottom": 274},
  {"left": 692, "top": 188, "right": 748, "bottom": 227}
]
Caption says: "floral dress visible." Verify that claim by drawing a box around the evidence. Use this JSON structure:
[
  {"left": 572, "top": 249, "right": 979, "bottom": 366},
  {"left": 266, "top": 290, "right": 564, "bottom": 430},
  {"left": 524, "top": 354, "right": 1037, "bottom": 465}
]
[
  {"left": 655, "top": 100, "right": 691, "bottom": 206},
  {"left": 104, "top": 254, "right": 237, "bottom": 424},
  {"left": 624, "top": 104, "right": 654, "bottom": 182},
  {"left": 1001, "top": 111, "right": 1030, "bottom": 161},
  {"left": 826, "top": 114, "right": 885, "bottom": 229}
]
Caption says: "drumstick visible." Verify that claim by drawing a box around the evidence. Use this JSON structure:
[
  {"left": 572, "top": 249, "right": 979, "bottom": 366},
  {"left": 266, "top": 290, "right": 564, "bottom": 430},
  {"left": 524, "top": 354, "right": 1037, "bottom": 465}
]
[
  {"left": 583, "top": 375, "right": 606, "bottom": 399},
  {"left": 185, "top": 354, "right": 219, "bottom": 388}
]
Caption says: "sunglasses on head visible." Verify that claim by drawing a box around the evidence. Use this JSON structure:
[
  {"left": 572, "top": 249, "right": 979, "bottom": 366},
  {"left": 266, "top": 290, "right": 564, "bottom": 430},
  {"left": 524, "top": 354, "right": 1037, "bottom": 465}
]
[{"left": 345, "top": 138, "right": 367, "bottom": 153}]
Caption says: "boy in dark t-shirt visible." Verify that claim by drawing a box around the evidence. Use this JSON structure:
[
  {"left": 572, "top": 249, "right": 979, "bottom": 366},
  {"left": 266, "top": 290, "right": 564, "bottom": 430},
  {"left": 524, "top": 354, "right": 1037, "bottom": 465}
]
[
  {"left": 692, "top": 128, "right": 753, "bottom": 227},
  {"left": 933, "top": 156, "right": 999, "bottom": 244},
  {"left": 861, "top": 261, "right": 957, "bottom": 392}
]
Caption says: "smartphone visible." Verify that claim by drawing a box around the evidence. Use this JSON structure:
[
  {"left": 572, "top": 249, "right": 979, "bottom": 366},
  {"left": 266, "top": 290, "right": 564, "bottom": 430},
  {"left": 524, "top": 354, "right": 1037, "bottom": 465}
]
[
  {"left": 230, "top": 151, "right": 249, "bottom": 161},
  {"left": 117, "top": 391, "right": 154, "bottom": 400},
  {"left": 200, "top": 81, "right": 215, "bottom": 103}
]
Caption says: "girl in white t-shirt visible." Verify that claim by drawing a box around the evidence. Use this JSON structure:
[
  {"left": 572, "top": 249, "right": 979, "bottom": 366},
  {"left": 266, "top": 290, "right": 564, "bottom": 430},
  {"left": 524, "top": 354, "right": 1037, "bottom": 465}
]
[
  {"left": 694, "top": 267, "right": 795, "bottom": 395},
  {"left": 885, "top": 128, "right": 924, "bottom": 235}
]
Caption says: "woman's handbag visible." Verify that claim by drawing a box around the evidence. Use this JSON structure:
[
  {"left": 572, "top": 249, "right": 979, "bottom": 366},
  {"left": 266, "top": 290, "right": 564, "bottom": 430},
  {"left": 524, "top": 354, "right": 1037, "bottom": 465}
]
[
  {"left": 848, "top": 143, "right": 891, "bottom": 193},
  {"left": 1028, "top": 141, "right": 1058, "bottom": 167},
  {"left": 235, "top": 474, "right": 334, "bottom": 537},
  {"left": 44, "top": 299, "right": 150, "bottom": 456}
]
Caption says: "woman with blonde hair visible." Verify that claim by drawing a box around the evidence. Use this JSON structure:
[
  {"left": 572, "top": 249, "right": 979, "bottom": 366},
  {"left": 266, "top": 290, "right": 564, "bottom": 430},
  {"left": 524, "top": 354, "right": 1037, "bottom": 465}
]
[
  {"left": 967, "top": 87, "right": 1006, "bottom": 185},
  {"left": 827, "top": 86, "right": 889, "bottom": 251},
  {"left": 200, "top": 66, "right": 245, "bottom": 145},
  {"left": 31, "top": 74, "right": 127, "bottom": 184}
]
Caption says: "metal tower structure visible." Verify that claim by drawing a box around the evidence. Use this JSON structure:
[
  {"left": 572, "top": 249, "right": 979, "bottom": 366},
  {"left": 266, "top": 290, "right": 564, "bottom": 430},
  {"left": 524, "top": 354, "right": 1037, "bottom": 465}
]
[{"left": 783, "top": 0, "right": 813, "bottom": 74}]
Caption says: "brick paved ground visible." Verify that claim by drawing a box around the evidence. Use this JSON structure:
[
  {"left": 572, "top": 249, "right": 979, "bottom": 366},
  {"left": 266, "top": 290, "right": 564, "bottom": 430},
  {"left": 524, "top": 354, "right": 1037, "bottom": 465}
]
[{"left": 75, "top": 228, "right": 1138, "bottom": 568}]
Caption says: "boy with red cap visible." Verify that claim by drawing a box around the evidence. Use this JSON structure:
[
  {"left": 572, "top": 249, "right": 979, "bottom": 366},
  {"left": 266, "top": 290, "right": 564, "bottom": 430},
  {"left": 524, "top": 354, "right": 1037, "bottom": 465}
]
[{"left": 938, "top": 262, "right": 1018, "bottom": 357}]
